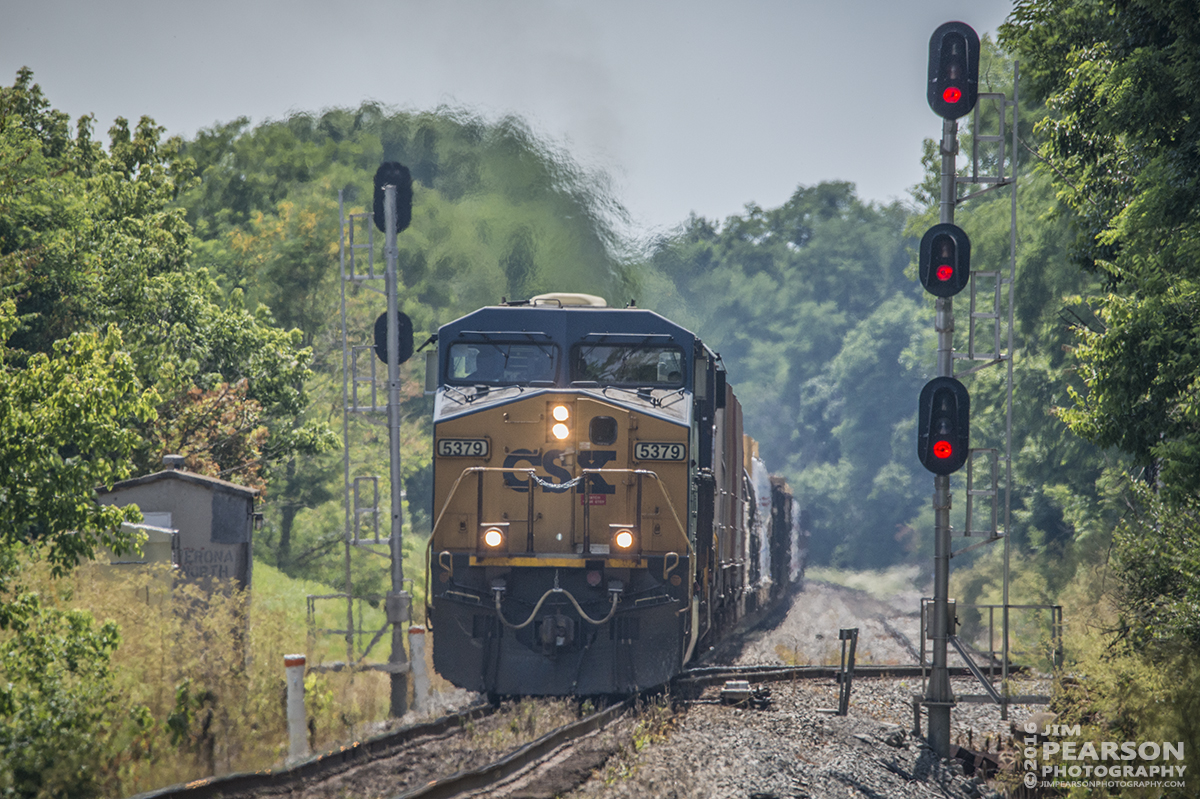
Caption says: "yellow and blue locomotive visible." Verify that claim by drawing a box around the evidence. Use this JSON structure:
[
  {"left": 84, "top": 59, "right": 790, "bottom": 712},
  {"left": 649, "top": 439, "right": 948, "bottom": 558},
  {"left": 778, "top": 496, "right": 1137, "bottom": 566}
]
[{"left": 426, "top": 293, "right": 804, "bottom": 695}]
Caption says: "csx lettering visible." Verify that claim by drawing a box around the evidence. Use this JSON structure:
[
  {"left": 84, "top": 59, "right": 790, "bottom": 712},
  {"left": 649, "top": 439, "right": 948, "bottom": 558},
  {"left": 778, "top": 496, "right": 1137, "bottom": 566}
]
[
  {"left": 502, "top": 449, "right": 542, "bottom": 492},
  {"left": 578, "top": 450, "right": 617, "bottom": 494},
  {"left": 501, "top": 449, "right": 617, "bottom": 494}
]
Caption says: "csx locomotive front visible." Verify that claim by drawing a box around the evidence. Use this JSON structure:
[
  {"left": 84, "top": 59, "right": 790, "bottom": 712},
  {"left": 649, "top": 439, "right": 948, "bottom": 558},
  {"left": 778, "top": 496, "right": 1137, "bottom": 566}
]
[{"left": 426, "top": 294, "right": 715, "bottom": 695}]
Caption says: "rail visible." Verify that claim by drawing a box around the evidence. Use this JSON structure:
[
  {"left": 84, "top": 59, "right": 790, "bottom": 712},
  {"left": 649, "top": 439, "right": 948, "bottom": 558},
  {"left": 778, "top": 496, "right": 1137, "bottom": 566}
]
[
  {"left": 672, "top": 663, "right": 1013, "bottom": 691},
  {"left": 127, "top": 703, "right": 496, "bottom": 799},
  {"left": 394, "top": 697, "right": 633, "bottom": 799}
]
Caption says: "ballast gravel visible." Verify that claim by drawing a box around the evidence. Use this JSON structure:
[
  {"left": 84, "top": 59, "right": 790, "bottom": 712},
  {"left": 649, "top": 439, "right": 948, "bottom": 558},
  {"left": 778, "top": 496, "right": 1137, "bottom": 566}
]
[
  {"left": 557, "top": 579, "right": 1050, "bottom": 799},
  {"left": 560, "top": 677, "right": 1040, "bottom": 799}
]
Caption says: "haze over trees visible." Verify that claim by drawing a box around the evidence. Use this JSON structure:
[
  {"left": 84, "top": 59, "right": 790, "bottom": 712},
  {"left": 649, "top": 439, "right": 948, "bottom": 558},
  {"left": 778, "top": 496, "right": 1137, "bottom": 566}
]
[
  {"left": 640, "top": 184, "right": 926, "bottom": 568},
  {"left": 175, "top": 104, "right": 638, "bottom": 591}
]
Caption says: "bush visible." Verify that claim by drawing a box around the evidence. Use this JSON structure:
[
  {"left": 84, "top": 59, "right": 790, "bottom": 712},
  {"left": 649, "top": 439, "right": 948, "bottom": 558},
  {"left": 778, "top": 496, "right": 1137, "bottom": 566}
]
[
  {"left": 1, "top": 558, "right": 397, "bottom": 796},
  {"left": 0, "top": 596, "right": 119, "bottom": 799}
]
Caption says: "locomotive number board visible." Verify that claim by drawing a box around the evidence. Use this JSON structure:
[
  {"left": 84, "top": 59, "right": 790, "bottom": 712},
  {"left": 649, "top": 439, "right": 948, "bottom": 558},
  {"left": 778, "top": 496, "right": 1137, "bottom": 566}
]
[
  {"left": 633, "top": 442, "right": 686, "bottom": 461},
  {"left": 437, "top": 438, "right": 489, "bottom": 458}
]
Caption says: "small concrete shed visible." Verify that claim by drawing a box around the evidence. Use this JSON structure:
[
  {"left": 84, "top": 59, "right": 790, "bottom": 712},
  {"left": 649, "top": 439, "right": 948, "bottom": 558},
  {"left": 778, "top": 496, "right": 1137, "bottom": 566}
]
[{"left": 98, "top": 455, "right": 258, "bottom": 590}]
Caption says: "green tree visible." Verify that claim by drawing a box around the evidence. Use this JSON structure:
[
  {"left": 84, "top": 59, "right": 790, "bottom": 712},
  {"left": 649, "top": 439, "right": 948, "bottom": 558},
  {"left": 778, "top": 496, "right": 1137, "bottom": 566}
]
[
  {"left": 989, "top": 9, "right": 1200, "bottom": 780},
  {"left": 1000, "top": 0, "right": 1200, "bottom": 659},
  {"left": 643, "top": 182, "right": 923, "bottom": 567},
  {"left": 0, "top": 68, "right": 335, "bottom": 795},
  {"left": 1001, "top": 1, "right": 1200, "bottom": 500},
  {"left": 0, "top": 600, "right": 121, "bottom": 799},
  {"left": 0, "top": 300, "right": 156, "bottom": 580},
  {"left": 0, "top": 67, "right": 327, "bottom": 491},
  {"left": 0, "top": 299, "right": 157, "bottom": 799}
]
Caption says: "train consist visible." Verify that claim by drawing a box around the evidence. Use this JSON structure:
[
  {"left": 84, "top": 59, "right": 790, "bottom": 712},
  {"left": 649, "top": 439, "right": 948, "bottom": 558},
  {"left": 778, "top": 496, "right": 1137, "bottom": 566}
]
[{"left": 425, "top": 294, "right": 807, "bottom": 695}]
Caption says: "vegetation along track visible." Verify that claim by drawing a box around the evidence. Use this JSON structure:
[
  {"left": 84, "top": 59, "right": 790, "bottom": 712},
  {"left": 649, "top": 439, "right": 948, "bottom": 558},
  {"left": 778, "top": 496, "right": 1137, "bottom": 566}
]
[{"left": 127, "top": 701, "right": 500, "bottom": 799}]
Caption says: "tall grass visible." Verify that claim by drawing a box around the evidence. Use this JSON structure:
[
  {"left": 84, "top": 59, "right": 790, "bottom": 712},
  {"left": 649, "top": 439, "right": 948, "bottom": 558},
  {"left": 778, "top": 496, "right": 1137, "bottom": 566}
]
[{"left": 34, "top": 558, "right": 400, "bottom": 795}]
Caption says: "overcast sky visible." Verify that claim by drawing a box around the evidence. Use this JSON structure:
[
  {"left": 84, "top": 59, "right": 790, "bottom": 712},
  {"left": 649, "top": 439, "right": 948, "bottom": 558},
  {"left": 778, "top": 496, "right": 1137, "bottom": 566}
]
[{"left": 1, "top": 0, "right": 1015, "bottom": 236}]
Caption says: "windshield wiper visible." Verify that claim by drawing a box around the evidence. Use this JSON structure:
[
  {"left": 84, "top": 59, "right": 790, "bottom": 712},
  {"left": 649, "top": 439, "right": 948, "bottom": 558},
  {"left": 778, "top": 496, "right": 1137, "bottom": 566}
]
[
  {"left": 658, "top": 388, "right": 688, "bottom": 407},
  {"left": 600, "top": 385, "right": 666, "bottom": 407},
  {"left": 465, "top": 384, "right": 523, "bottom": 403}
]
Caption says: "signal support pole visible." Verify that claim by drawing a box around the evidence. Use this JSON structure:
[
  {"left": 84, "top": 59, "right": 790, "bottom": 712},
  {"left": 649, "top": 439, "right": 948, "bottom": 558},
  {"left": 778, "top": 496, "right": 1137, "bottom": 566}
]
[
  {"left": 925, "top": 116, "right": 958, "bottom": 758},
  {"left": 384, "top": 184, "right": 410, "bottom": 717}
]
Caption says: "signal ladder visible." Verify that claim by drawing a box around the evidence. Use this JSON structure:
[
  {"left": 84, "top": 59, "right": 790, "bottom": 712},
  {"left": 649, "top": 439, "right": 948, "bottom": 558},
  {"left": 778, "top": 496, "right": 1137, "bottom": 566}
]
[
  {"left": 931, "top": 65, "right": 1062, "bottom": 718},
  {"left": 305, "top": 193, "right": 410, "bottom": 670}
]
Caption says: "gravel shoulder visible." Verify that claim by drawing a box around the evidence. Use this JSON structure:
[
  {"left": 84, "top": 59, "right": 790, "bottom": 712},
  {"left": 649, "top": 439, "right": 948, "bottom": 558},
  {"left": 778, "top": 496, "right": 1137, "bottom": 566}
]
[
  {"left": 731, "top": 579, "right": 925, "bottom": 667},
  {"left": 561, "top": 676, "right": 1045, "bottom": 799},
  {"left": 558, "top": 578, "right": 1049, "bottom": 799}
]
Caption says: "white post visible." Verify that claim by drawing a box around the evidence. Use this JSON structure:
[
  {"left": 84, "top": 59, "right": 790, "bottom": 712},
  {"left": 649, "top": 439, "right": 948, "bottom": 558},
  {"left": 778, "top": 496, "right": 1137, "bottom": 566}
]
[
  {"left": 285, "top": 654, "right": 309, "bottom": 761},
  {"left": 408, "top": 626, "right": 430, "bottom": 714}
]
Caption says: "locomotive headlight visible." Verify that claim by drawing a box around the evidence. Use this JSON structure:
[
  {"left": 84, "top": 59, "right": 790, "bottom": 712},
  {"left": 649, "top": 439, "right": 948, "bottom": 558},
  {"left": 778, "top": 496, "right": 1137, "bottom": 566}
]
[
  {"left": 483, "top": 527, "right": 505, "bottom": 548},
  {"left": 613, "top": 529, "right": 635, "bottom": 550},
  {"left": 548, "top": 404, "right": 571, "bottom": 440}
]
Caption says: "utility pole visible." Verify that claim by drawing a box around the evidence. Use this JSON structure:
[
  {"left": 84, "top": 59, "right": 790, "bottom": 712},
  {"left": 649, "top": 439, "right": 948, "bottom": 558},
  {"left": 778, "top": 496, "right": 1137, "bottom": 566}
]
[
  {"left": 925, "top": 115, "right": 959, "bottom": 757},
  {"left": 373, "top": 163, "right": 415, "bottom": 718}
]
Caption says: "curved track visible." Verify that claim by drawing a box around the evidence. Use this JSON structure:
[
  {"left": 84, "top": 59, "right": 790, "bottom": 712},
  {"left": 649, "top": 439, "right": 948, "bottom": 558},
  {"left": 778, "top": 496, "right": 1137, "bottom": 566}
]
[
  {"left": 129, "top": 704, "right": 496, "bottom": 799},
  {"left": 392, "top": 698, "right": 632, "bottom": 799}
]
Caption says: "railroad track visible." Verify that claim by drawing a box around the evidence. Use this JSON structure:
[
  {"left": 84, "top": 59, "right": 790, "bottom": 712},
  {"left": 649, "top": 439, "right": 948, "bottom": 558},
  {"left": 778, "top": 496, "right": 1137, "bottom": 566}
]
[
  {"left": 129, "top": 703, "right": 498, "bottom": 799},
  {"left": 674, "top": 662, "right": 1012, "bottom": 689},
  {"left": 392, "top": 697, "right": 633, "bottom": 799},
  {"left": 130, "top": 663, "right": 1020, "bottom": 799},
  {"left": 130, "top": 695, "right": 634, "bottom": 799}
]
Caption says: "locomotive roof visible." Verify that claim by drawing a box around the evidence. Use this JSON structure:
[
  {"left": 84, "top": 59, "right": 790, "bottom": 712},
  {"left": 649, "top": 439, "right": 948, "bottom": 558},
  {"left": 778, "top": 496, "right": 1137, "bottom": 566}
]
[{"left": 438, "top": 303, "right": 699, "bottom": 356}]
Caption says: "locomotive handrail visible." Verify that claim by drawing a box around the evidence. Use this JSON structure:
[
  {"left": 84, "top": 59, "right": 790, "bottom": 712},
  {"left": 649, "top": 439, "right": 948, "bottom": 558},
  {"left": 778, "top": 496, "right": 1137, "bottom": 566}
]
[
  {"left": 426, "top": 466, "right": 536, "bottom": 621},
  {"left": 428, "top": 466, "right": 690, "bottom": 555},
  {"left": 428, "top": 466, "right": 537, "bottom": 541},
  {"left": 577, "top": 467, "right": 691, "bottom": 557},
  {"left": 425, "top": 465, "right": 694, "bottom": 624}
]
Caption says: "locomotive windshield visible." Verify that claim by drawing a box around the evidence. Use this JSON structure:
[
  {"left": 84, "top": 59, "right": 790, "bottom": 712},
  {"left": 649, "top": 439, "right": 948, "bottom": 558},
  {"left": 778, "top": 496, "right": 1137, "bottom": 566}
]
[
  {"left": 571, "top": 344, "right": 685, "bottom": 387},
  {"left": 447, "top": 342, "right": 558, "bottom": 385}
]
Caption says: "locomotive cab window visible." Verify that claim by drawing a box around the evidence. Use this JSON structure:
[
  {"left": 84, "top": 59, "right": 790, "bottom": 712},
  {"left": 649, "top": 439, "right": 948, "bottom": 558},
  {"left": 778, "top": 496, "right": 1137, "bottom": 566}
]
[
  {"left": 571, "top": 344, "right": 685, "bottom": 387},
  {"left": 447, "top": 342, "right": 558, "bottom": 385}
]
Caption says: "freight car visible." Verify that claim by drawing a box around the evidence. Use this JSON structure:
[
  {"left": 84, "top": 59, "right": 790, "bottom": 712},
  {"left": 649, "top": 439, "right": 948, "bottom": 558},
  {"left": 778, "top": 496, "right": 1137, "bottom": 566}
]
[{"left": 425, "top": 294, "right": 806, "bottom": 695}]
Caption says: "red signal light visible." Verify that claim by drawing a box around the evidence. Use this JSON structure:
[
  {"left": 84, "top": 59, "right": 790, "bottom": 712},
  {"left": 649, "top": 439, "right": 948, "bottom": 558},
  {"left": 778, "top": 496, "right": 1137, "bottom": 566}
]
[
  {"left": 920, "top": 224, "right": 971, "bottom": 298},
  {"left": 918, "top": 376, "right": 970, "bottom": 475},
  {"left": 929, "top": 22, "right": 980, "bottom": 119}
]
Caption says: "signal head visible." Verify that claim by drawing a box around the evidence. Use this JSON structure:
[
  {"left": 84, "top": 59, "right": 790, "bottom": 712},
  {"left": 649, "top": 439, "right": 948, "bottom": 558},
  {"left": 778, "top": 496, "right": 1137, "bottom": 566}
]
[
  {"left": 373, "top": 162, "right": 414, "bottom": 234},
  {"left": 373, "top": 311, "right": 415, "bottom": 364},
  {"left": 928, "top": 22, "right": 980, "bottom": 119},
  {"left": 919, "top": 223, "right": 971, "bottom": 298},
  {"left": 917, "top": 376, "right": 970, "bottom": 475}
]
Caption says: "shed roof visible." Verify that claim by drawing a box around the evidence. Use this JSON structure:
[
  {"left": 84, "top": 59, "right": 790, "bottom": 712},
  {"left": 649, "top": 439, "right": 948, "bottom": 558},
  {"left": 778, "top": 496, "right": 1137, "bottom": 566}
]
[{"left": 98, "top": 468, "right": 258, "bottom": 499}]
